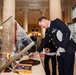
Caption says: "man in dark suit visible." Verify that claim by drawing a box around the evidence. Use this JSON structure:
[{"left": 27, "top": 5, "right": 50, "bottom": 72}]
[
  {"left": 30, "top": 16, "right": 76, "bottom": 75},
  {"left": 43, "top": 29, "right": 57, "bottom": 75}
]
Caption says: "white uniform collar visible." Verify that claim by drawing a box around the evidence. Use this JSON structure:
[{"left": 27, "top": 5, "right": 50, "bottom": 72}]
[{"left": 48, "top": 21, "right": 51, "bottom": 28}]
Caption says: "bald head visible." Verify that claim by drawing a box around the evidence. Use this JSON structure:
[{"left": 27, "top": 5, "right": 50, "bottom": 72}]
[
  {"left": 38, "top": 16, "right": 47, "bottom": 22},
  {"left": 37, "top": 16, "right": 49, "bottom": 29}
]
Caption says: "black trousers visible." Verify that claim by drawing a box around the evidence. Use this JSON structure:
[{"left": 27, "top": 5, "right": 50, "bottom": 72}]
[
  {"left": 44, "top": 55, "right": 57, "bottom": 75},
  {"left": 57, "top": 52, "right": 75, "bottom": 75}
]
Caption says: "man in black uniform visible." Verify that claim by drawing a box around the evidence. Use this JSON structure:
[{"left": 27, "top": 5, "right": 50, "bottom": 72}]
[
  {"left": 30, "top": 34, "right": 38, "bottom": 52},
  {"left": 30, "top": 16, "right": 76, "bottom": 75},
  {"left": 43, "top": 29, "right": 57, "bottom": 75}
]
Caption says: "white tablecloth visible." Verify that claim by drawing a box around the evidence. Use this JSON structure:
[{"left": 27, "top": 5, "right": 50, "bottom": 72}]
[{"left": 0, "top": 54, "right": 46, "bottom": 75}]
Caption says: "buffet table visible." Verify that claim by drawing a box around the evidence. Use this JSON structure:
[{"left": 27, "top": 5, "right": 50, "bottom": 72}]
[{"left": 0, "top": 53, "right": 46, "bottom": 75}]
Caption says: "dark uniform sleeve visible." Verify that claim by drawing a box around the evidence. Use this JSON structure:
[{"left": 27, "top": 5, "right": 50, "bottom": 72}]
[
  {"left": 55, "top": 18, "right": 71, "bottom": 50},
  {"left": 37, "top": 33, "right": 50, "bottom": 53}
]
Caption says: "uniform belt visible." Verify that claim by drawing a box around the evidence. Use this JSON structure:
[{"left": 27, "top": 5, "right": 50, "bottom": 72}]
[{"left": 46, "top": 52, "right": 56, "bottom": 56}]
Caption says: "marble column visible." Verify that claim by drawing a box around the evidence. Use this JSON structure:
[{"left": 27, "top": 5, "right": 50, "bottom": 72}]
[
  {"left": 3, "top": 0, "right": 15, "bottom": 21},
  {"left": 0, "top": 7, "right": 2, "bottom": 24},
  {"left": 66, "top": 5, "right": 72, "bottom": 23},
  {"left": 0, "top": 7, "right": 2, "bottom": 39},
  {"left": 2, "top": 0, "right": 15, "bottom": 54},
  {"left": 23, "top": 9, "right": 28, "bottom": 33},
  {"left": 40, "top": 9, "right": 46, "bottom": 38},
  {"left": 49, "top": 0, "right": 62, "bottom": 20}
]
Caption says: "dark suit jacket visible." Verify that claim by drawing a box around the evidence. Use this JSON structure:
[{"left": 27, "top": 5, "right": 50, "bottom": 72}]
[
  {"left": 37, "top": 18, "right": 76, "bottom": 55},
  {"left": 44, "top": 28, "right": 56, "bottom": 52}
]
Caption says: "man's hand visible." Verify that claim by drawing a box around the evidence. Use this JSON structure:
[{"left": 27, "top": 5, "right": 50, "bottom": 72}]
[
  {"left": 45, "top": 48, "right": 50, "bottom": 54},
  {"left": 29, "top": 52, "right": 38, "bottom": 58}
]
